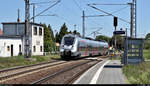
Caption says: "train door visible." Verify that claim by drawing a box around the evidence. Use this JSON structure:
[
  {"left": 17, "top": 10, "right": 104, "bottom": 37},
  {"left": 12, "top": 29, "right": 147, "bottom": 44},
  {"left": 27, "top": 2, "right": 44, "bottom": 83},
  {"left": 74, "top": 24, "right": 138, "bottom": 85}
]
[{"left": 11, "top": 44, "right": 13, "bottom": 56}]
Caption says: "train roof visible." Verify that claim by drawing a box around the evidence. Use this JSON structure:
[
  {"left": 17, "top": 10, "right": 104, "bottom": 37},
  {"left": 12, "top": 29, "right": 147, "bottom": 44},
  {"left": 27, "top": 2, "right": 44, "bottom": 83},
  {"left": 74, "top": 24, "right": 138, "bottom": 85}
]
[{"left": 64, "top": 34, "right": 108, "bottom": 44}]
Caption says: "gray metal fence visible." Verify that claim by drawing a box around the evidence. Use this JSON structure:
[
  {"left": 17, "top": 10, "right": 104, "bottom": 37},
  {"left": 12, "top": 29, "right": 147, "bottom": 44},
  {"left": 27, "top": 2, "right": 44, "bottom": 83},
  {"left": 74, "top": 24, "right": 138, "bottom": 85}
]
[{"left": 122, "top": 37, "right": 144, "bottom": 65}]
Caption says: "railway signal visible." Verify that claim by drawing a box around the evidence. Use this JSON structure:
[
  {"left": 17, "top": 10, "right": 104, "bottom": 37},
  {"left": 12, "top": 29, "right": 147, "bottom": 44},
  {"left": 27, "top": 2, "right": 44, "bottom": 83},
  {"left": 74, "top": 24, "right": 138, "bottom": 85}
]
[{"left": 114, "top": 17, "right": 118, "bottom": 30}]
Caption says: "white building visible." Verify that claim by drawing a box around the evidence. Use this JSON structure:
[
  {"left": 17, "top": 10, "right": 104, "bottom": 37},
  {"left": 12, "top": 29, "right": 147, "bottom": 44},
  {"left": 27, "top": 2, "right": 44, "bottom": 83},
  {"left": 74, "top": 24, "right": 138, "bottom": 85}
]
[{"left": 0, "top": 22, "right": 44, "bottom": 57}]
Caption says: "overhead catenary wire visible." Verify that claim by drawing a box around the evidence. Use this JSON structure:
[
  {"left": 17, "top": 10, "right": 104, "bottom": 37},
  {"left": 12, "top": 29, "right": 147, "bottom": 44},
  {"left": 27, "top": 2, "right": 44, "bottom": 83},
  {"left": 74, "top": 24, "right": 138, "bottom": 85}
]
[
  {"left": 30, "top": 0, "right": 61, "bottom": 20},
  {"left": 84, "top": 7, "right": 104, "bottom": 26},
  {"left": 111, "top": 6, "right": 129, "bottom": 14},
  {"left": 87, "top": 28, "right": 102, "bottom": 37},
  {"left": 87, "top": 4, "right": 130, "bottom": 24},
  {"left": 84, "top": 6, "right": 129, "bottom": 17},
  {"left": 72, "top": 0, "right": 83, "bottom": 11},
  {"left": 38, "top": 14, "right": 56, "bottom": 16},
  {"left": 88, "top": 3, "right": 129, "bottom": 6},
  {"left": 30, "top": 0, "right": 59, "bottom": 5}
]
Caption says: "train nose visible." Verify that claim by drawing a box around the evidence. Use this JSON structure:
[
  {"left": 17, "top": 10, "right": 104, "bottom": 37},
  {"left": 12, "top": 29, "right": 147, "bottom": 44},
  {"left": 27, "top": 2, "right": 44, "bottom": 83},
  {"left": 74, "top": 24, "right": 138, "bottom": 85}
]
[
  {"left": 64, "top": 45, "right": 72, "bottom": 49},
  {"left": 64, "top": 50, "right": 71, "bottom": 56}
]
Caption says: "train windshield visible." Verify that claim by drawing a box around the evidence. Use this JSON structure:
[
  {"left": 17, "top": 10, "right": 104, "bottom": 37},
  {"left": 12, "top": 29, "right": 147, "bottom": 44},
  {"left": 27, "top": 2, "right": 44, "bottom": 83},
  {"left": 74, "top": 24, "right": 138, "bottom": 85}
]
[{"left": 64, "top": 37, "right": 75, "bottom": 46}]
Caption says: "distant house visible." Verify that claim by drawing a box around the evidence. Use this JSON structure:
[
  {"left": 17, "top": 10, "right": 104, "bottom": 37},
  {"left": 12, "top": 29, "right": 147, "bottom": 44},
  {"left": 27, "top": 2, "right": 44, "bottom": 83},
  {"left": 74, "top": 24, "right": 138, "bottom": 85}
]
[
  {"left": 0, "top": 29, "right": 3, "bottom": 36},
  {"left": 0, "top": 22, "right": 44, "bottom": 57}
]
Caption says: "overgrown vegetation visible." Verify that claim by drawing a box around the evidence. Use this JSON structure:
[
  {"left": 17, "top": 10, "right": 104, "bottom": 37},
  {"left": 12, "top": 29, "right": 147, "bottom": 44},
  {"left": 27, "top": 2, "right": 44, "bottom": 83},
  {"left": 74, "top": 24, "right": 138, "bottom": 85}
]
[
  {"left": 96, "top": 35, "right": 124, "bottom": 50},
  {"left": 144, "top": 33, "right": 150, "bottom": 49},
  {"left": 122, "top": 48, "right": 150, "bottom": 84},
  {"left": 44, "top": 23, "right": 80, "bottom": 52},
  {"left": 144, "top": 40, "right": 150, "bottom": 49},
  {"left": 44, "top": 24, "right": 55, "bottom": 52},
  {"left": 0, "top": 55, "right": 60, "bottom": 70},
  {"left": 123, "top": 62, "right": 150, "bottom": 84},
  {"left": 143, "top": 49, "right": 150, "bottom": 60}
]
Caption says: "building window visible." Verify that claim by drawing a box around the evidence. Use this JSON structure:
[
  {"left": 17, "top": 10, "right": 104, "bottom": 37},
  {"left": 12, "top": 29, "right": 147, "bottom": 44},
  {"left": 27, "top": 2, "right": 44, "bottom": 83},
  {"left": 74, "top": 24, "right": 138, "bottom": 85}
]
[
  {"left": 34, "top": 27, "right": 37, "bottom": 35},
  {"left": 7, "top": 46, "right": 10, "bottom": 51},
  {"left": 19, "top": 45, "right": 21, "bottom": 52},
  {"left": 33, "top": 46, "right": 36, "bottom": 52},
  {"left": 40, "top": 46, "right": 42, "bottom": 52},
  {"left": 39, "top": 28, "right": 42, "bottom": 36}
]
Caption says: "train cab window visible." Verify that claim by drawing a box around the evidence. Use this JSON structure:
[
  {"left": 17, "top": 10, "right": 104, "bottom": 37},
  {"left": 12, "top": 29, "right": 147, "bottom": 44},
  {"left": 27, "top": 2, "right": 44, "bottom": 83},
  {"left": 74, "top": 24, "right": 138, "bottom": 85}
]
[{"left": 64, "top": 37, "right": 75, "bottom": 46}]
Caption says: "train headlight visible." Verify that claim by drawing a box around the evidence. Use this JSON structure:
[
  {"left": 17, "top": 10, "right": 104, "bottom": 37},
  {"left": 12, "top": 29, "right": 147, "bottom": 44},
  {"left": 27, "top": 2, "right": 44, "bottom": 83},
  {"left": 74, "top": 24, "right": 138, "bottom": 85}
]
[
  {"left": 61, "top": 45, "right": 64, "bottom": 49},
  {"left": 72, "top": 45, "right": 74, "bottom": 49}
]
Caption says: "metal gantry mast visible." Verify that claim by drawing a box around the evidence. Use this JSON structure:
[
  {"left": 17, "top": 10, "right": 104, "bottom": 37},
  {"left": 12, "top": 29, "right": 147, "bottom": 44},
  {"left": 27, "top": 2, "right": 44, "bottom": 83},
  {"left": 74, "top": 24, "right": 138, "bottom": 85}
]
[
  {"left": 133, "top": 0, "right": 137, "bottom": 38},
  {"left": 128, "top": 0, "right": 137, "bottom": 38}
]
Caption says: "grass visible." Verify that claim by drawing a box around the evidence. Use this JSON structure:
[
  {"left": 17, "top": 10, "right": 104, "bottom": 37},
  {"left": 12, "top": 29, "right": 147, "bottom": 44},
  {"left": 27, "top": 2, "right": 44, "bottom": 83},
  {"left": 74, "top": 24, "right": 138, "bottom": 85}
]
[
  {"left": 123, "top": 61, "right": 150, "bottom": 84},
  {"left": 122, "top": 49, "right": 150, "bottom": 84},
  {"left": 143, "top": 49, "right": 150, "bottom": 60},
  {"left": 0, "top": 54, "right": 60, "bottom": 70}
]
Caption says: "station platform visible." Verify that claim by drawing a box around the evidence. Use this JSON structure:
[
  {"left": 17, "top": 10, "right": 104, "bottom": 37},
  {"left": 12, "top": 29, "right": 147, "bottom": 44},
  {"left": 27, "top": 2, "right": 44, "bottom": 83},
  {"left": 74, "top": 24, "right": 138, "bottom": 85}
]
[{"left": 73, "top": 60, "right": 128, "bottom": 84}]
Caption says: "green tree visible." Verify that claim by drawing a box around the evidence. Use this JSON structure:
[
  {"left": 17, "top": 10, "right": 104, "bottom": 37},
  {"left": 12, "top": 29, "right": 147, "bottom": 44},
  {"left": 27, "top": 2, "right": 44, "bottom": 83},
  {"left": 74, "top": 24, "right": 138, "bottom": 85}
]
[
  {"left": 144, "top": 33, "right": 150, "bottom": 49},
  {"left": 111, "top": 35, "right": 124, "bottom": 50},
  {"left": 96, "top": 35, "right": 111, "bottom": 43},
  {"left": 44, "top": 24, "right": 55, "bottom": 52},
  {"left": 56, "top": 23, "right": 68, "bottom": 43},
  {"left": 48, "top": 24, "right": 54, "bottom": 42},
  {"left": 73, "top": 30, "right": 81, "bottom": 36},
  {"left": 55, "top": 32, "right": 60, "bottom": 43},
  {"left": 146, "top": 33, "right": 150, "bottom": 39}
]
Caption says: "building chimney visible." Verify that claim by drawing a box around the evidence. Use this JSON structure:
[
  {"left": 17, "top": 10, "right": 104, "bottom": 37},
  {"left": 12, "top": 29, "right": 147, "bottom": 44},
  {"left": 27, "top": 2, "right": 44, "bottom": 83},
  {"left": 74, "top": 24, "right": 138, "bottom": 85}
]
[{"left": 17, "top": 9, "right": 21, "bottom": 23}]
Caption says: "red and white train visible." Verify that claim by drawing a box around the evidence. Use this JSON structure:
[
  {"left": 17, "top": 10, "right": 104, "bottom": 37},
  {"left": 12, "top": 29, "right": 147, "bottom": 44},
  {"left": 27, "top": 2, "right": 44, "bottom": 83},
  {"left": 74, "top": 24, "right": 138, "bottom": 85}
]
[{"left": 60, "top": 34, "right": 109, "bottom": 59}]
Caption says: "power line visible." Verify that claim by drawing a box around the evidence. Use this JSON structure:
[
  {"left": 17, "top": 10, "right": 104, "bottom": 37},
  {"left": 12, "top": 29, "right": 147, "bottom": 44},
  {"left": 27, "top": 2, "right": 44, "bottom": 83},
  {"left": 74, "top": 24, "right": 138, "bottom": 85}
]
[
  {"left": 30, "top": 0, "right": 61, "bottom": 20},
  {"left": 87, "top": 28, "right": 102, "bottom": 38},
  {"left": 88, "top": 3, "right": 128, "bottom": 6},
  {"left": 111, "top": 6, "right": 129, "bottom": 14},
  {"left": 84, "top": 6, "right": 129, "bottom": 18},
  {"left": 72, "top": 0, "right": 82, "bottom": 11},
  {"left": 84, "top": 7, "right": 104, "bottom": 26},
  {"left": 38, "top": 14, "right": 56, "bottom": 16},
  {"left": 85, "top": 14, "right": 110, "bottom": 17},
  {"left": 87, "top": 4, "right": 130, "bottom": 24},
  {"left": 30, "top": 0, "right": 58, "bottom": 5}
]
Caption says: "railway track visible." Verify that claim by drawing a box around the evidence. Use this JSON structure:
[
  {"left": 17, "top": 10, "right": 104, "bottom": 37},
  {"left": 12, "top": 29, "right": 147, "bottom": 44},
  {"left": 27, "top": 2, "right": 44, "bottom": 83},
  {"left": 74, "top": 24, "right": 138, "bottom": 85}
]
[
  {"left": 0, "top": 60, "right": 68, "bottom": 82},
  {"left": 31, "top": 59, "right": 101, "bottom": 84},
  {"left": 0, "top": 56, "right": 106, "bottom": 84}
]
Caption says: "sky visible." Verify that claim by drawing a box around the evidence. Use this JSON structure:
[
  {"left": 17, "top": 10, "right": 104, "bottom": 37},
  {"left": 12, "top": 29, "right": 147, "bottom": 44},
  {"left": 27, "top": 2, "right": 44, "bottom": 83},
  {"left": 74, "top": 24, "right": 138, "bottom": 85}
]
[{"left": 0, "top": 0, "right": 149, "bottom": 38}]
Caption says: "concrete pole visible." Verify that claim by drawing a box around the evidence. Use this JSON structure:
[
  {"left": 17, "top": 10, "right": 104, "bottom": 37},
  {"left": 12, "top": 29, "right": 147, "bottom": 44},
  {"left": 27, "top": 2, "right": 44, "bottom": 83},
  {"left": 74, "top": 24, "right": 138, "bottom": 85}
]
[
  {"left": 54, "top": 30, "right": 57, "bottom": 54},
  {"left": 33, "top": 4, "right": 35, "bottom": 23},
  {"left": 130, "top": 3, "right": 134, "bottom": 38},
  {"left": 82, "top": 11, "right": 85, "bottom": 38},
  {"left": 24, "top": 0, "right": 31, "bottom": 58},
  {"left": 114, "top": 26, "right": 117, "bottom": 50}
]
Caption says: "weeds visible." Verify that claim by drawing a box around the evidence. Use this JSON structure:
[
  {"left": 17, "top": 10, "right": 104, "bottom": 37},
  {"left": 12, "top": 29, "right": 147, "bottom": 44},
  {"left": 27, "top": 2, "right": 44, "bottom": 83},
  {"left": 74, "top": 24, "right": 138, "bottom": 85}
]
[{"left": 0, "top": 54, "right": 60, "bottom": 70}]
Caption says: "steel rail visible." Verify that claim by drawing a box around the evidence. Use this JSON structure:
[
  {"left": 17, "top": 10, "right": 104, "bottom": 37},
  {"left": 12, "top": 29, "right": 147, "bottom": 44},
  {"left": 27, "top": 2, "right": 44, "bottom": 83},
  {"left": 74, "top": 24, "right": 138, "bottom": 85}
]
[
  {"left": 31, "top": 60, "right": 97, "bottom": 84},
  {"left": 0, "top": 60, "right": 59, "bottom": 73},
  {"left": 64, "top": 61, "right": 99, "bottom": 84},
  {"left": 0, "top": 61, "right": 68, "bottom": 81}
]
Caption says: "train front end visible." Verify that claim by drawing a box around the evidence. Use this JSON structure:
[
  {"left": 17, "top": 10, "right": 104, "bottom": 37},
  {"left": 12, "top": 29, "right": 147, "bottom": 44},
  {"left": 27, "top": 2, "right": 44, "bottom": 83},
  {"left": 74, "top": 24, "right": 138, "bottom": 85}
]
[{"left": 60, "top": 34, "right": 78, "bottom": 59}]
